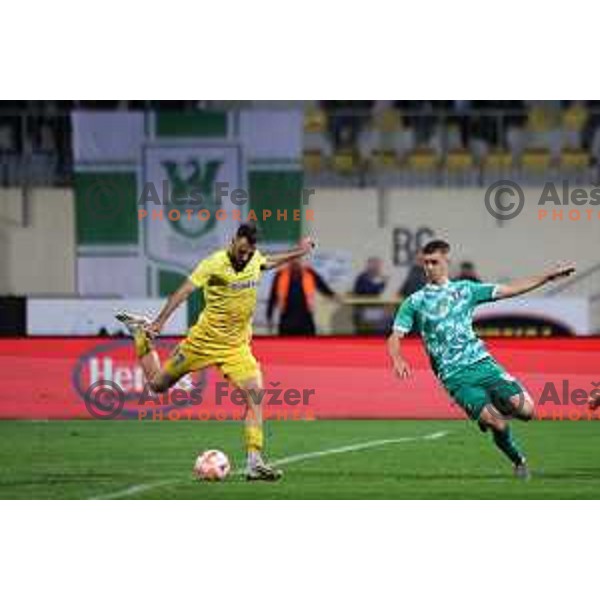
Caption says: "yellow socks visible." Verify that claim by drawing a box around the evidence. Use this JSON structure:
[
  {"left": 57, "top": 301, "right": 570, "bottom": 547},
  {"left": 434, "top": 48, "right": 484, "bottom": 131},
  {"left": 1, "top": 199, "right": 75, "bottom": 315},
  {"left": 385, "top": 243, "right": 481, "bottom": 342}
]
[
  {"left": 133, "top": 329, "right": 152, "bottom": 358},
  {"left": 245, "top": 424, "right": 264, "bottom": 455}
]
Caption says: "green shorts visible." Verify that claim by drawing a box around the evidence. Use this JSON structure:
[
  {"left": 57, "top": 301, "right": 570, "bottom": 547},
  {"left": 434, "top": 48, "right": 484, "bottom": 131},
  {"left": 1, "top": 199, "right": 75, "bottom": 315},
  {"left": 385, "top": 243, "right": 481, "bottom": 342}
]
[{"left": 443, "top": 357, "right": 525, "bottom": 421}]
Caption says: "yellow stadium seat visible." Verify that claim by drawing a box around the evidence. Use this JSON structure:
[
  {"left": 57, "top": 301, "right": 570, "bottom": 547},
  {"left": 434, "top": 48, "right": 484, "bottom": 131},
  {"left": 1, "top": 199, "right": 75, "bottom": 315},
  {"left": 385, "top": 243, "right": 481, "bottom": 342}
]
[
  {"left": 445, "top": 149, "right": 473, "bottom": 171},
  {"left": 560, "top": 149, "right": 589, "bottom": 170},
  {"left": 370, "top": 149, "right": 399, "bottom": 169},
  {"left": 521, "top": 148, "right": 552, "bottom": 171},
  {"left": 562, "top": 102, "right": 588, "bottom": 133},
  {"left": 527, "top": 105, "right": 559, "bottom": 133},
  {"left": 303, "top": 150, "right": 324, "bottom": 173},
  {"left": 332, "top": 151, "right": 358, "bottom": 173},
  {"left": 406, "top": 149, "right": 439, "bottom": 171},
  {"left": 304, "top": 108, "right": 327, "bottom": 133},
  {"left": 373, "top": 108, "right": 402, "bottom": 133},
  {"left": 483, "top": 150, "right": 513, "bottom": 171}
]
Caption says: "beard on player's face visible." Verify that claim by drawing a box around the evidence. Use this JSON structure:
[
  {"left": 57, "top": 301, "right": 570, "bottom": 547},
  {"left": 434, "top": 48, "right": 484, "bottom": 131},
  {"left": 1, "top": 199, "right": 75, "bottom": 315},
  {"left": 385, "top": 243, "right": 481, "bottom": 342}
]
[{"left": 229, "top": 238, "right": 255, "bottom": 271}]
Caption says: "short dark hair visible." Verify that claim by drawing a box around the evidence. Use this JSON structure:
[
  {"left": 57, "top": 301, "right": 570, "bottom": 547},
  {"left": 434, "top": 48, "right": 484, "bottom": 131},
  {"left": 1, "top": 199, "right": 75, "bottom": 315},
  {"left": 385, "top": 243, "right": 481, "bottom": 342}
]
[
  {"left": 422, "top": 239, "right": 451, "bottom": 255},
  {"left": 236, "top": 222, "right": 258, "bottom": 245}
]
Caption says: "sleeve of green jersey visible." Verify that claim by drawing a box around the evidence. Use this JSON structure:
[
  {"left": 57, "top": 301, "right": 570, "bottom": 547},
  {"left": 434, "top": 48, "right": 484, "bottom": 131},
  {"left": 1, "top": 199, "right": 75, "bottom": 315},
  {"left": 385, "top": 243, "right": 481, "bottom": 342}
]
[
  {"left": 393, "top": 297, "right": 416, "bottom": 333},
  {"left": 468, "top": 281, "right": 499, "bottom": 305}
]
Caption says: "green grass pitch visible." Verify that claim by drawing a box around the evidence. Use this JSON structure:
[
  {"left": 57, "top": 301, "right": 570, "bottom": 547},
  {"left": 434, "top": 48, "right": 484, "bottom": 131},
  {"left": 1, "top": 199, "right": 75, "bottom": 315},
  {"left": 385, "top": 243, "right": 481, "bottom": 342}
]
[{"left": 0, "top": 420, "right": 599, "bottom": 499}]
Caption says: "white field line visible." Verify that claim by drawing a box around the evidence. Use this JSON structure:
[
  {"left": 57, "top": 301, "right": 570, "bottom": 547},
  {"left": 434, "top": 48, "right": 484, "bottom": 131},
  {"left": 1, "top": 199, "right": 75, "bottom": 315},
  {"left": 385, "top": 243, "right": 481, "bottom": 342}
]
[{"left": 88, "top": 430, "right": 448, "bottom": 500}]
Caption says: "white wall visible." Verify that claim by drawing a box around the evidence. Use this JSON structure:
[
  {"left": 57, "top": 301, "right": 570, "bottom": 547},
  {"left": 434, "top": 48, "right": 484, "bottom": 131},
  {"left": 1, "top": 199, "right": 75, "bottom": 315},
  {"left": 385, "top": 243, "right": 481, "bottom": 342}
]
[
  {"left": 0, "top": 188, "right": 75, "bottom": 295},
  {"left": 308, "top": 186, "right": 600, "bottom": 296},
  {"left": 2, "top": 183, "right": 599, "bottom": 317}
]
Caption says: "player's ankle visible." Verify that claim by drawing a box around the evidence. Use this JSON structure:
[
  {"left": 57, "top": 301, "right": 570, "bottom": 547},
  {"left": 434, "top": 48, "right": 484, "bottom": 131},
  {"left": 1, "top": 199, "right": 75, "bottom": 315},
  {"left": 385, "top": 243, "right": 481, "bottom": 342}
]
[{"left": 247, "top": 451, "right": 263, "bottom": 468}]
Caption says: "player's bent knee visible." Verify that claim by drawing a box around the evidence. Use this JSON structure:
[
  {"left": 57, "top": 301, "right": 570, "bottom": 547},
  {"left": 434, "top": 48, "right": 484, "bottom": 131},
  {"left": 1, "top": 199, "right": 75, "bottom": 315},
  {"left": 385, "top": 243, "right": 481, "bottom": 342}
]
[
  {"left": 521, "top": 401, "right": 535, "bottom": 421},
  {"left": 509, "top": 394, "right": 535, "bottom": 421}
]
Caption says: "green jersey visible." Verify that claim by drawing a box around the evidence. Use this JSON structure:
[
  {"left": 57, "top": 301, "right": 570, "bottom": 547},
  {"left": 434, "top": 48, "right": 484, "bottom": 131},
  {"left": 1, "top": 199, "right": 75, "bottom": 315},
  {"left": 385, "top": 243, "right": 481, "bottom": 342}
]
[{"left": 393, "top": 280, "right": 499, "bottom": 382}]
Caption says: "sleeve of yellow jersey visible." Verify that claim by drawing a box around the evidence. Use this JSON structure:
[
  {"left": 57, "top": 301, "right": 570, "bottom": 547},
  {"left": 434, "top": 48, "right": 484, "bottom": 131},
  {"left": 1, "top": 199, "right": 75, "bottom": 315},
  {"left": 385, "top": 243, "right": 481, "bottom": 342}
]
[
  {"left": 256, "top": 249, "right": 268, "bottom": 271},
  {"left": 188, "top": 255, "right": 214, "bottom": 288}
]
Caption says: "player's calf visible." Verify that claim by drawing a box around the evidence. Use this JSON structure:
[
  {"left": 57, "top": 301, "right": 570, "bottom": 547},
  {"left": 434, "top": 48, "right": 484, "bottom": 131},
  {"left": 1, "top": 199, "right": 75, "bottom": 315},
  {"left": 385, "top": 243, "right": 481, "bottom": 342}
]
[
  {"left": 480, "top": 405, "right": 528, "bottom": 475},
  {"left": 236, "top": 376, "right": 283, "bottom": 481},
  {"left": 116, "top": 310, "right": 180, "bottom": 395}
]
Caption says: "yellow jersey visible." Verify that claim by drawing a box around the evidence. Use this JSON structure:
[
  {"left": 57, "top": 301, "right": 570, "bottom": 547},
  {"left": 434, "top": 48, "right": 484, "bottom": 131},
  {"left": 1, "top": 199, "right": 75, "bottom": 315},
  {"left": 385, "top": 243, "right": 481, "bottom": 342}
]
[{"left": 187, "top": 248, "right": 267, "bottom": 348}]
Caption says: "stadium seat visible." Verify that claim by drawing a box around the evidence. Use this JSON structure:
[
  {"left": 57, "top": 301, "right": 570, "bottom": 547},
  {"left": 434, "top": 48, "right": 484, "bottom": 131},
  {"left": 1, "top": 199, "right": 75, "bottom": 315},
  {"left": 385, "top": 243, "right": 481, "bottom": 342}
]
[
  {"left": 559, "top": 148, "right": 589, "bottom": 171},
  {"left": 303, "top": 150, "right": 325, "bottom": 173},
  {"left": 373, "top": 108, "right": 402, "bottom": 133},
  {"left": 370, "top": 149, "right": 399, "bottom": 169},
  {"left": 483, "top": 150, "right": 513, "bottom": 173},
  {"left": 562, "top": 101, "right": 587, "bottom": 149},
  {"left": 331, "top": 151, "right": 359, "bottom": 174},
  {"left": 406, "top": 148, "right": 439, "bottom": 171},
  {"left": 527, "top": 103, "right": 560, "bottom": 134},
  {"left": 304, "top": 106, "right": 327, "bottom": 133},
  {"left": 445, "top": 149, "right": 474, "bottom": 171},
  {"left": 430, "top": 124, "right": 463, "bottom": 155},
  {"left": 303, "top": 117, "right": 332, "bottom": 174},
  {"left": 521, "top": 148, "right": 552, "bottom": 172},
  {"left": 524, "top": 103, "right": 565, "bottom": 161}
]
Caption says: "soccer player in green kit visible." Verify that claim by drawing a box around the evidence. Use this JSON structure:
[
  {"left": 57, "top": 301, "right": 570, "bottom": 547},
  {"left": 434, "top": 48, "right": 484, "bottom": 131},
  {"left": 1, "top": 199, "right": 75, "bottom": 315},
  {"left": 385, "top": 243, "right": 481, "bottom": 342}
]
[{"left": 387, "top": 239, "right": 575, "bottom": 478}]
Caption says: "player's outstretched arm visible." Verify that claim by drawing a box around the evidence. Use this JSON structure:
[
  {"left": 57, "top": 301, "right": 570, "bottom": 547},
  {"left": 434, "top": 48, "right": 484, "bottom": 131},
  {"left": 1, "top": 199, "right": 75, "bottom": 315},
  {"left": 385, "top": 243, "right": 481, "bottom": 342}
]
[
  {"left": 495, "top": 263, "right": 576, "bottom": 299},
  {"left": 387, "top": 331, "right": 412, "bottom": 380},
  {"left": 147, "top": 279, "right": 196, "bottom": 337},
  {"left": 262, "top": 236, "right": 316, "bottom": 270}
]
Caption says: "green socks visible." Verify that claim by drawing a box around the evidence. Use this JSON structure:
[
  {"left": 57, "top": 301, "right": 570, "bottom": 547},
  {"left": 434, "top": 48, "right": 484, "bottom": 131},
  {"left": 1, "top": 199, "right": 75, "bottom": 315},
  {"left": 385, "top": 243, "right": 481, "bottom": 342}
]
[{"left": 492, "top": 427, "right": 525, "bottom": 466}]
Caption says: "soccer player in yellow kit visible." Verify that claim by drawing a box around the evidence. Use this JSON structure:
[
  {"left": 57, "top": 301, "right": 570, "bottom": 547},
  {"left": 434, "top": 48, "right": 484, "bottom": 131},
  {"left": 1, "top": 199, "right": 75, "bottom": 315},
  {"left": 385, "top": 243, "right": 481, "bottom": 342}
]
[{"left": 117, "top": 222, "right": 316, "bottom": 480}]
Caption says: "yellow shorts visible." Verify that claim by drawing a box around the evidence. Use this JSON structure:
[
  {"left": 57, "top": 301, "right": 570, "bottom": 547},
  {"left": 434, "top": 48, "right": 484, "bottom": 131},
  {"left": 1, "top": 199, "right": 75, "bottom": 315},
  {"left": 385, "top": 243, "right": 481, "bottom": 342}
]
[{"left": 163, "top": 337, "right": 261, "bottom": 387}]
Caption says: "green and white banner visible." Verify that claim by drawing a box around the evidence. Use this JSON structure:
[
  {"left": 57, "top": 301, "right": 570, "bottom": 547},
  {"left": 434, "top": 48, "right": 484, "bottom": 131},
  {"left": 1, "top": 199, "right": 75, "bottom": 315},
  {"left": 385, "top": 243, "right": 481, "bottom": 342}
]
[
  {"left": 72, "top": 109, "right": 304, "bottom": 320},
  {"left": 141, "top": 143, "right": 244, "bottom": 273}
]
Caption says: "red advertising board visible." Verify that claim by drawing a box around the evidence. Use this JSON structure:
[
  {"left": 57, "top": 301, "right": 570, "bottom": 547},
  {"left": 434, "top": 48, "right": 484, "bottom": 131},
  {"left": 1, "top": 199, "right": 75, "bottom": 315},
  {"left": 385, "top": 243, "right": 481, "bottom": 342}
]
[{"left": 0, "top": 337, "right": 599, "bottom": 420}]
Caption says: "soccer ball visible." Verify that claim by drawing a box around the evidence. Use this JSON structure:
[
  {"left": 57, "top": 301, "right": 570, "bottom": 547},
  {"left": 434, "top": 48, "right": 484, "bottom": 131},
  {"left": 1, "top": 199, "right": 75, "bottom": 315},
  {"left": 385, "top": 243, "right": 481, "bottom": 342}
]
[{"left": 194, "top": 449, "right": 231, "bottom": 481}]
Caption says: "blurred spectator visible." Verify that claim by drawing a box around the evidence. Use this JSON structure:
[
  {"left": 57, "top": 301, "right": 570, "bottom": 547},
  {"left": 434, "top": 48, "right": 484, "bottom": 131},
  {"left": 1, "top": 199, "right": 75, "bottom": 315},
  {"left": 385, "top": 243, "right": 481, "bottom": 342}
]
[
  {"left": 267, "top": 258, "right": 340, "bottom": 336},
  {"left": 322, "top": 100, "right": 373, "bottom": 149},
  {"left": 352, "top": 258, "right": 388, "bottom": 334},
  {"left": 353, "top": 257, "right": 387, "bottom": 296},
  {"left": 562, "top": 101, "right": 588, "bottom": 149},
  {"left": 448, "top": 100, "right": 472, "bottom": 148},
  {"left": 395, "top": 101, "right": 437, "bottom": 146},
  {"left": 471, "top": 100, "right": 526, "bottom": 148},
  {"left": 455, "top": 261, "right": 481, "bottom": 283},
  {"left": 398, "top": 251, "right": 426, "bottom": 298},
  {"left": 582, "top": 100, "right": 600, "bottom": 153},
  {"left": 337, "top": 124, "right": 358, "bottom": 154}
]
